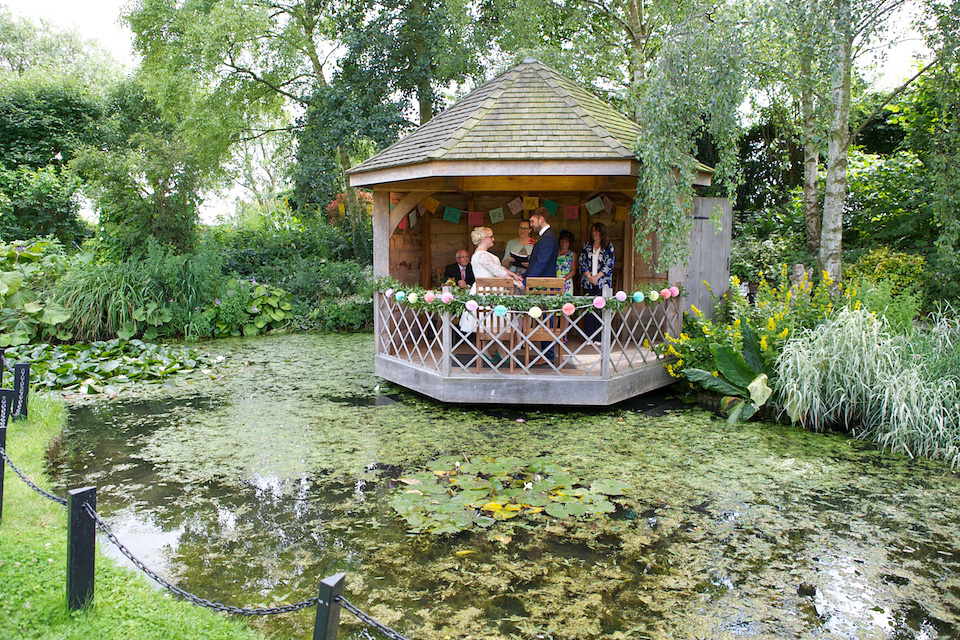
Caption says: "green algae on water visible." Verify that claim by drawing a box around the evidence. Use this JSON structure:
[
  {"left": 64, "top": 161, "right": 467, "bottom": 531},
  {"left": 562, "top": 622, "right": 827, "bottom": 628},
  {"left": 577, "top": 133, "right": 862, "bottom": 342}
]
[{"left": 50, "top": 333, "right": 960, "bottom": 639}]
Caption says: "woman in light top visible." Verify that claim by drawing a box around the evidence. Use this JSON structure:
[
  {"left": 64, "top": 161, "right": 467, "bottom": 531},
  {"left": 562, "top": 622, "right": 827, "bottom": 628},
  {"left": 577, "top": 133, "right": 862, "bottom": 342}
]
[
  {"left": 502, "top": 220, "right": 535, "bottom": 274},
  {"left": 556, "top": 229, "right": 578, "bottom": 295},
  {"left": 460, "top": 227, "right": 524, "bottom": 335}
]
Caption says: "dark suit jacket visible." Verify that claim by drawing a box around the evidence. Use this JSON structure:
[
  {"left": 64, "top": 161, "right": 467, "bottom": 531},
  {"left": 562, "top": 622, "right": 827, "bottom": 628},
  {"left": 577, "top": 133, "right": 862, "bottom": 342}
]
[
  {"left": 525, "top": 227, "right": 559, "bottom": 278},
  {"left": 444, "top": 262, "right": 475, "bottom": 286}
]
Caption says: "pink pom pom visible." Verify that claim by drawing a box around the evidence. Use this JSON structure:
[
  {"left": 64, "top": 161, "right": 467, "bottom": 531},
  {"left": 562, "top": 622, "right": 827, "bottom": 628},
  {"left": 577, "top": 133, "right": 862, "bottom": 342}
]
[
  {"left": 385, "top": 288, "right": 394, "bottom": 298},
  {"left": 424, "top": 291, "right": 435, "bottom": 303},
  {"left": 669, "top": 286, "right": 680, "bottom": 298},
  {"left": 593, "top": 296, "right": 606, "bottom": 309},
  {"left": 465, "top": 300, "right": 479, "bottom": 312},
  {"left": 441, "top": 292, "right": 454, "bottom": 304},
  {"left": 615, "top": 290, "right": 627, "bottom": 302},
  {"left": 660, "top": 288, "right": 671, "bottom": 299},
  {"left": 561, "top": 302, "right": 576, "bottom": 315}
]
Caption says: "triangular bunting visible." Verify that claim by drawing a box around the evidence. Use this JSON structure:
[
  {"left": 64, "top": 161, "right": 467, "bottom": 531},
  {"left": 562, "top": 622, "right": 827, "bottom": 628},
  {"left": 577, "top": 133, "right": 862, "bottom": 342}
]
[{"left": 398, "top": 215, "right": 408, "bottom": 230}]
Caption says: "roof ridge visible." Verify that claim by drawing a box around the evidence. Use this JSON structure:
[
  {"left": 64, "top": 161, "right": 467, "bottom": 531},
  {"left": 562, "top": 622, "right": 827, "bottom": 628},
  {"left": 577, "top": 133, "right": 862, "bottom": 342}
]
[
  {"left": 532, "top": 63, "right": 633, "bottom": 155},
  {"left": 429, "top": 64, "right": 527, "bottom": 160}
]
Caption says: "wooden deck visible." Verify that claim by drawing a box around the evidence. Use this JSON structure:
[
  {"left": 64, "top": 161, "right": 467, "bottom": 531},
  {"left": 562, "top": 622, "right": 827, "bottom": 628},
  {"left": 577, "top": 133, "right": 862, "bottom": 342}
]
[{"left": 374, "top": 294, "right": 680, "bottom": 405}]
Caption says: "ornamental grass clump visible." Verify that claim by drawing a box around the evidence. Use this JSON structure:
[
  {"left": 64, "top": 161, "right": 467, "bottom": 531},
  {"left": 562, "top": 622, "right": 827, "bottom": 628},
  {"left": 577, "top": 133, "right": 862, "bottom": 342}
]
[{"left": 777, "top": 307, "right": 960, "bottom": 467}]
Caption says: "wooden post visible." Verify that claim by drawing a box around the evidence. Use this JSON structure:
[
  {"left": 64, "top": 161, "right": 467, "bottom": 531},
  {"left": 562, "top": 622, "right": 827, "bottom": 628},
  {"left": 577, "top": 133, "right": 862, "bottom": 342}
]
[
  {"left": 373, "top": 190, "right": 390, "bottom": 279},
  {"left": 421, "top": 204, "right": 432, "bottom": 288},
  {"left": 12, "top": 363, "right": 29, "bottom": 419},
  {"left": 67, "top": 486, "right": 97, "bottom": 610},
  {"left": 624, "top": 199, "right": 634, "bottom": 292},
  {"left": 441, "top": 311, "right": 452, "bottom": 377},
  {"left": 600, "top": 309, "right": 612, "bottom": 379},
  {"left": 313, "top": 572, "right": 346, "bottom": 640}
]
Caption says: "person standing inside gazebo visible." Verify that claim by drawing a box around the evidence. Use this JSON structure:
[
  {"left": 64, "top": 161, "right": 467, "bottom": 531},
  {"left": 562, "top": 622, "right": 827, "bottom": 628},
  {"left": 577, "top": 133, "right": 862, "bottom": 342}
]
[
  {"left": 502, "top": 220, "right": 535, "bottom": 274},
  {"left": 579, "top": 222, "right": 615, "bottom": 346}
]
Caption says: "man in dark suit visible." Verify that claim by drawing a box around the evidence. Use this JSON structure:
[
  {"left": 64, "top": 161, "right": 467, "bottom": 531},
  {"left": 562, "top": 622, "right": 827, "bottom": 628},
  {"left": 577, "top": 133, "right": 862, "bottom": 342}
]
[
  {"left": 443, "top": 249, "right": 475, "bottom": 289},
  {"left": 524, "top": 208, "right": 559, "bottom": 363},
  {"left": 525, "top": 208, "right": 558, "bottom": 278}
]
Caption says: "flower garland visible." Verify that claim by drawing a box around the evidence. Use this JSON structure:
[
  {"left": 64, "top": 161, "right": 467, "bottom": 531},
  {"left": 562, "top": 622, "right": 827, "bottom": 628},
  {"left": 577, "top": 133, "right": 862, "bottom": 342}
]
[{"left": 375, "top": 278, "right": 685, "bottom": 318}]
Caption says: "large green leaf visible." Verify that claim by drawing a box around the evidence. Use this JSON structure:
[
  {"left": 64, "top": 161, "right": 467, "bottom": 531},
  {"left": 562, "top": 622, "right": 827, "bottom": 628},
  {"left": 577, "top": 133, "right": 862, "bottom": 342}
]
[
  {"left": 682, "top": 368, "right": 747, "bottom": 397},
  {"left": 740, "top": 321, "right": 764, "bottom": 374},
  {"left": 747, "top": 373, "right": 773, "bottom": 407},
  {"left": 709, "top": 343, "right": 758, "bottom": 388},
  {"left": 39, "top": 302, "right": 71, "bottom": 325},
  {"left": 0, "top": 271, "right": 24, "bottom": 297}
]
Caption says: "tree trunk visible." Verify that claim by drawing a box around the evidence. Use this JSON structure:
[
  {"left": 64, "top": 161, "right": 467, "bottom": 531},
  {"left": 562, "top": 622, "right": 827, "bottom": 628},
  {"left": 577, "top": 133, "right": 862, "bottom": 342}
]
[
  {"left": 800, "top": 57, "right": 820, "bottom": 259},
  {"left": 819, "top": 31, "right": 852, "bottom": 284}
]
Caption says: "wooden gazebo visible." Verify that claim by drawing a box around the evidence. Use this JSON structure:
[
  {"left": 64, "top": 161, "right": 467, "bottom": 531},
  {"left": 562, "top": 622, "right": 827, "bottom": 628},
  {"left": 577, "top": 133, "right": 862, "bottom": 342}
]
[{"left": 349, "top": 58, "right": 730, "bottom": 405}]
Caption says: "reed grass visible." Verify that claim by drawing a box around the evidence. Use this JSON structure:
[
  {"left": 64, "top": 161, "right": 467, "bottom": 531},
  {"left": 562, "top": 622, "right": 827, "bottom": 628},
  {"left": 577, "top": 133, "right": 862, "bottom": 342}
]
[{"left": 777, "top": 307, "right": 960, "bottom": 467}]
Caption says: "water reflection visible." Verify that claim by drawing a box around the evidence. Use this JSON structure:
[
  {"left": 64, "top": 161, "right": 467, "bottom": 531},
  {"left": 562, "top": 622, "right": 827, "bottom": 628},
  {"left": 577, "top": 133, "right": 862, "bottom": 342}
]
[{"left": 49, "top": 333, "right": 960, "bottom": 639}]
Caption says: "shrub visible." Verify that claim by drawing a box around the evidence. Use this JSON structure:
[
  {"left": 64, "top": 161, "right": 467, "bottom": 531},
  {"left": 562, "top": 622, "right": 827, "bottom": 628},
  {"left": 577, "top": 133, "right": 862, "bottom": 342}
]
[
  {"left": 729, "top": 229, "right": 810, "bottom": 285},
  {"left": 845, "top": 247, "right": 927, "bottom": 295},
  {"left": 846, "top": 279, "right": 921, "bottom": 333},
  {"left": 0, "top": 237, "right": 72, "bottom": 345},
  {"left": 202, "top": 278, "right": 294, "bottom": 338}
]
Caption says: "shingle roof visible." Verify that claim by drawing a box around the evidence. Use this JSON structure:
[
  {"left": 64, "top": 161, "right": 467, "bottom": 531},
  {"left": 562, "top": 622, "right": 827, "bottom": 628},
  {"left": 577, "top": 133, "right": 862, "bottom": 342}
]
[{"left": 348, "top": 58, "right": 642, "bottom": 175}]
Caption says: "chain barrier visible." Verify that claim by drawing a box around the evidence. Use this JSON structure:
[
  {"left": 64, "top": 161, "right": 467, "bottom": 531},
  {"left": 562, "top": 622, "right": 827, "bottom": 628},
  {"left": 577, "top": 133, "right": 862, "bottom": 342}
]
[
  {"left": 83, "top": 503, "right": 322, "bottom": 616},
  {"left": 0, "top": 446, "right": 68, "bottom": 506},
  {"left": 3, "top": 428, "right": 418, "bottom": 635},
  {"left": 337, "top": 595, "right": 414, "bottom": 640}
]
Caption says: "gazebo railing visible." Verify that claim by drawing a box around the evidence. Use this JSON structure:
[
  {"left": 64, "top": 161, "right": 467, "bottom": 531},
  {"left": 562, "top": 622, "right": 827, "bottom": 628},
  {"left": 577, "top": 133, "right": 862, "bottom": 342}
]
[{"left": 375, "top": 294, "right": 681, "bottom": 379}]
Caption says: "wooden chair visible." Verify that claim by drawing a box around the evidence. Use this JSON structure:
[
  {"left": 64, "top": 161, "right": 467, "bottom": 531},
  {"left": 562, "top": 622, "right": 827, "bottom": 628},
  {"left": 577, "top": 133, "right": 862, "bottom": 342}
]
[
  {"left": 474, "top": 277, "right": 516, "bottom": 372},
  {"left": 521, "top": 277, "right": 566, "bottom": 366}
]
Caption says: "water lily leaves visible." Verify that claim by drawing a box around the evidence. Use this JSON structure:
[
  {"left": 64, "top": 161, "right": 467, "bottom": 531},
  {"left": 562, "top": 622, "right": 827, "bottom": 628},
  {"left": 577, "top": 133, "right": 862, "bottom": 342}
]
[
  {"left": 590, "top": 479, "right": 631, "bottom": 496},
  {"left": 390, "top": 455, "right": 626, "bottom": 535}
]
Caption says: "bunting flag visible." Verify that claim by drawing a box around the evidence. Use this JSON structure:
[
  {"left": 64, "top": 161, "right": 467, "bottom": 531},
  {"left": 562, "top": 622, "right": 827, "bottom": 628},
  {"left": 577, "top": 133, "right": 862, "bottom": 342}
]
[
  {"left": 586, "top": 197, "right": 605, "bottom": 215},
  {"left": 443, "top": 206, "right": 462, "bottom": 224},
  {"left": 544, "top": 199, "right": 559, "bottom": 216},
  {"left": 468, "top": 211, "right": 483, "bottom": 226},
  {"left": 417, "top": 203, "right": 427, "bottom": 217},
  {"left": 423, "top": 196, "right": 440, "bottom": 212},
  {"left": 410, "top": 209, "right": 418, "bottom": 227},
  {"left": 523, "top": 196, "right": 539, "bottom": 210},
  {"left": 398, "top": 215, "right": 408, "bottom": 230},
  {"left": 563, "top": 205, "right": 579, "bottom": 220},
  {"left": 507, "top": 197, "right": 524, "bottom": 215},
  {"left": 489, "top": 207, "right": 505, "bottom": 224},
  {"left": 603, "top": 195, "right": 613, "bottom": 213},
  {"left": 615, "top": 205, "right": 627, "bottom": 222}
]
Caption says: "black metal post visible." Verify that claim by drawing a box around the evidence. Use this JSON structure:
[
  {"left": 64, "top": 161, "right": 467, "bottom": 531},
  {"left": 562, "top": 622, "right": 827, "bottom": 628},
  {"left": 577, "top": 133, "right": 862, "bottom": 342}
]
[
  {"left": 0, "top": 389, "right": 12, "bottom": 523},
  {"left": 67, "top": 486, "right": 96, "bottom": 610},
  {"left": 12, "top": 363, "right": 29, "bottom": 420},
  {"left": 313, "top": 572, "right": 346, "bottom": 640}
]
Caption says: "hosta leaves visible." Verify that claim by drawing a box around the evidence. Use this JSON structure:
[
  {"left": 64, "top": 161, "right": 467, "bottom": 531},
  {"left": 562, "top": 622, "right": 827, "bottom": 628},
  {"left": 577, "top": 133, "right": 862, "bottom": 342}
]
[{"left": 709, "top": 343, "right": 758, "bottom": 388}]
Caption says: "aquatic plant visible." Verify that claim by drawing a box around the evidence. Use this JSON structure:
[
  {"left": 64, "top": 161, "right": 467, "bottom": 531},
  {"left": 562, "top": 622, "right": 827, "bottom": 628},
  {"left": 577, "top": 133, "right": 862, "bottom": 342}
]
[
  {"left": 777, "top": 307, "right": 960, "bottom": 466},
  {"left": 681, "top": 321, "right": 773, "bottom": 423},
  {"left": 390, "top": 455, "right": 630, "bottom": 535},
  {"left": 3, "top": 339, "right": 219, "bottom": 395}
]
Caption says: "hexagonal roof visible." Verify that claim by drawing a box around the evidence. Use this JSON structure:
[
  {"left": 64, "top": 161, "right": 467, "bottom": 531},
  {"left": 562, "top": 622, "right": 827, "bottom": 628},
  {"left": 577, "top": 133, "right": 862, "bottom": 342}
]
[{"left": 348, "top": 58, "right": 643, "bottom": 177}]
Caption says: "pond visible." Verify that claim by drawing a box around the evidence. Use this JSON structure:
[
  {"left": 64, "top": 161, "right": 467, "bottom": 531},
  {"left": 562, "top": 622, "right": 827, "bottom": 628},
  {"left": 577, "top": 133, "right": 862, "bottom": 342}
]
[{"left": 50, "top": 332, "right": 960, "bottom": 639}]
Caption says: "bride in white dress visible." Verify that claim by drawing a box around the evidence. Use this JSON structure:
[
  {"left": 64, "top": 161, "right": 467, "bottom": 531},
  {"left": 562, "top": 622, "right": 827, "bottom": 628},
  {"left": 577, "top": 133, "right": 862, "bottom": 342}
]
[{"left": 459, "top": 226, "right": 525, "bottom": 334}]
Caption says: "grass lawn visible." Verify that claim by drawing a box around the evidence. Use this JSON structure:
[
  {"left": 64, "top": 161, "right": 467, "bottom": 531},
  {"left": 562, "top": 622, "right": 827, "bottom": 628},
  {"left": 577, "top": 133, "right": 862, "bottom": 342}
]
[{"left": 0, "top": 391, "right": 269, "bottom": 640}]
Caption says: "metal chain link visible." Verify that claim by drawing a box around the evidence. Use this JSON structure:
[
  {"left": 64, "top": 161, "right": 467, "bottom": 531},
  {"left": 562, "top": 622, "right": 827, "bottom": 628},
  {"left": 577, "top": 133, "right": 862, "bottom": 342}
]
[
  {"left": 337, "top": 595, "right": 414, "bottom": 640},
  {"left": 0, "top": 446, "right": 68, "bottom": 505},
  {"left": 83, "top": 503, "right": 322, "bottom": 616}
]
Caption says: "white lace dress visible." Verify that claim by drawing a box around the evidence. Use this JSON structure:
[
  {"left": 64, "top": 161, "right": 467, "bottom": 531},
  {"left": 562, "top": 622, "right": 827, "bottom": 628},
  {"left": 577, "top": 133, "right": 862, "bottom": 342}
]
[{"left": 458, "top": 249, "right": 513, "bottom": 334}]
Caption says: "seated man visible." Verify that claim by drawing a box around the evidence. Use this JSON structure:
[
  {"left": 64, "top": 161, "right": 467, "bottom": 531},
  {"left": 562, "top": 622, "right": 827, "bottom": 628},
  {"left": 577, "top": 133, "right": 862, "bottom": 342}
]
[{"left": 443, "top": 249, "right": 475, "bottom": 289}]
